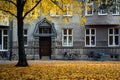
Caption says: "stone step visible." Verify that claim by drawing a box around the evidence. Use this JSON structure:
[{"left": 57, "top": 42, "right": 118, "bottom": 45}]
[{"left": 41, "top": 56, "right": 50, "bottom": 60}]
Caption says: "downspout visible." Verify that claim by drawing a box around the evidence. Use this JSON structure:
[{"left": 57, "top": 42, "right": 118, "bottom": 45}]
[{"left": 9, "top": 19, "right": 13, "bottom": 61}]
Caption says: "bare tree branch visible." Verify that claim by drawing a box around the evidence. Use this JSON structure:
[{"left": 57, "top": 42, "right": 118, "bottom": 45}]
[
  {"left": 50, "top": 0, "right": 64, "bottom": 12},
  {"left": 1, "top": 0, "right": 17, "bottom": 7},
  {"left": 9, "top": 0, "right": 17, "bottom": 7},
  {"left": 0, "top": 8, "right": 17, "bottom": 18},
  {"left": 23, "top": 0, "right": 42, "bottom": 19}
]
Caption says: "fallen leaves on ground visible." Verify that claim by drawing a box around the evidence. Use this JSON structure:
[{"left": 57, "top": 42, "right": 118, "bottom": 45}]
[{"left": 0, "top": 61, "right": 120, "bottom": 80}]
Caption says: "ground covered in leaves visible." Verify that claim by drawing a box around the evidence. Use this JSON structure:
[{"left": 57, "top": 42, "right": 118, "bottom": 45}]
[{"left": 0, "top": 61, "right": 120, "bottom": 80}]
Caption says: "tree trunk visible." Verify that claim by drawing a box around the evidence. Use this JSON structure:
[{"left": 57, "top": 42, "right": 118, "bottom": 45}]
[
  {"left": 15, "top": 0, "right": 28, "bottom": 67},
  {"left": 15, "top": 18, "right": 28, "bottom": 67}
]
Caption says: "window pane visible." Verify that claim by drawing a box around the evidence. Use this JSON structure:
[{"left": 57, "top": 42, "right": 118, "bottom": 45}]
[
  {"left": 115, "top": 36, "right": 119, "bottom": 45},
  {"left": 43, "top": 28, "right": 50, "bottom": 33},
  {"left": 112, "top": 7, "right": 117, "bottom": 14},
  {"left": 3, "top": 37, "right": 8, "bottom": 49},
  {"left": 63, "top": 4, "right": 72, "bottom": 15},
  {"left": 87, "top": 4, "right": 93, "bottom": 14},
  {"left": 109, "top": 29, "right": 113, "bottom": 34},
  {"left": 24, "top": 29, "right": 27, "bottom": 35},
  {"left": 91, "top": 29, "right": 95, "bottom": 34},
  {"left": 86, "top": 29, "right": 89, "bottom": 34},
  {"left": 24, "top": 37, "right": 27, "bottom": 45},
  {"left": 114, "top": 28, "right": 119, "bottom": 34},
  {"left": 39, "top": 28, "right": 42, "bottom": 33},
  {"left": 63, "top": 29, "right": 67, "bottom": 35},
  {"left": 91, "top": 36, "right": 95, "bottom": 45},
  {"left": 99, "top": 9, "right": 107, "bottom": 14},
  {"left": 117, "top": 3, "right": 120, "bottom": 14},
  {"left": 86, "top": 36, "right": 90, "bottom": 45},
  {"left": 99, "top": 0, "right": 107, "bottom": 14},
  {"left": 68, "top": 29, "right": 72, "bottom": 35},
  {"left": 0, "top": 30, "right": 2, "bottom": 49},
  {"left": 63, "top": 36, "right": 67, "bottom": 45},
  {"left": 68, "top": 5, "right": 72, "bottom": 15},
  {"left": 68, "top": 36, "right": 72, "bottom": 46},
  {"left": 109, "top": 36, "right": 113, "bottom": 45},
  {"left": 3, "top": 30, "right": 8, "bottom": 35}
]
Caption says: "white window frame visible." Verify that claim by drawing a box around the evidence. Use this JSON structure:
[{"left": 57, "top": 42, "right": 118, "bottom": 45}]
[
  {"left": 24, "top": 29, "right": 28, "bottom": 46},
  {"left": 108, "top": 28, "right": 119, "bottom": 47},
  {"left": 62, "top": 28, "right": 73, "bottom": 47},
  {"left": 98, "top": 0, "right": 107, "bottom": 15},
  {"left": 0, "top": 29, "right": 8, "bottom": 51},
  {"left": 85, "top": 2, "right": 93, "bottom": 16},
  {"left": 63, "top": 4, "right": 72, "bottom": 17},
  {"left": 85, "top": 28, "right": 96, "bottom": 47}
]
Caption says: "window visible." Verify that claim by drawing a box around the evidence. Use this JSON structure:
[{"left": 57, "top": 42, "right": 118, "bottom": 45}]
[
  {"left": 0, "top": 29, "right": 8, "bottom": 50},
  {"left": 85, "top": 0, "right": 93, "bottom": 16},
  {"left": 62, "top": 29, "right": 73, "bottom": 46},
  {"left": 0, "top": 13, "right": 9, "bottom": 26},
  {"left": 98, "top": 0, "right": 107, "bottom": 15},
  {"left": 39, "top": 27, "right": 51, "bottom": 34},
  {"left": 108, "top": 28, "right": 119, "bottom": 46},
  {"left": 50, "top": 5, "right": 61, "bottom": 17},
  {"left": 63, "top": 4, "right": 72, "bottom": 16},
  {"left": 24, "top": 29, "right": 28, "bottom": 46},
  {"left": 50, "top": 0, "right": 62, "bottom": 17},
  {"left": 85, "top": 28, "right": 96, "bottom": 47},
  {"left": 112, "top": 0, "right": 120, "bottom": 15}
]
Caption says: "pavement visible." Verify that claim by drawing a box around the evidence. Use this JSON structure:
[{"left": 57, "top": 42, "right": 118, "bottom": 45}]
[
  {"left": 0, "top": 60, "right": 119, "bottom": 65},
  {"left": 0, "top": 60, "right": 89, "bottom": 65},
  {"left": 0, "top": 60, "right": 17, "bottom": 64},
  {"left": 0, "top": 60, "right": 67, "bottom": 64}
]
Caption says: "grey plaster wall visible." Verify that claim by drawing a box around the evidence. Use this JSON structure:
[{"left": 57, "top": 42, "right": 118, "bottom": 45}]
[{"left": 86, "top": 13, "right": 120, "bottom": 25}]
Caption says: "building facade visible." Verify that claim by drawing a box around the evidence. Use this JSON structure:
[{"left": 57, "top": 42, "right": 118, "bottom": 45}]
[{"left": 0, "top": 0, "right": 120, "bottom": 60}]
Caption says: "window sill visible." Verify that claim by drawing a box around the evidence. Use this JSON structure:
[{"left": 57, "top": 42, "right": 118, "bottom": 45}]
[
  {"left": 108, "top": 45, "right": 119, "bottom": 47},
  {"left": 0, "top": 50, "right": 8, "bottom": 52},
  {"left": 98, "top": 14, "right": 107, "bottom": 15},
  {"left": 85, "top": 14, "right": 93, "bottom": 16},
  {"left": 112, "top": 14, "right": 120, "bottom": 16},
  {"left": 50, "top": 15, "right": 60, "bottom": 17},
  {"left": 85, "top": 45, "right": 96, "bottom": 47},
  {"left": 63, "top": 15, "right": 73, "bottom": 17},
  {"left": 24, "top": 45, "right": 28, "bottom": 47},
  {"left": 62, "top": 45, "right": 73, "bottom": 47}
]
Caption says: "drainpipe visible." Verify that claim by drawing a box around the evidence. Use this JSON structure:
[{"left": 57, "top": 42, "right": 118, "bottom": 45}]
[{"left": 8, "top": 19, "right": 13, "bottom": 61}]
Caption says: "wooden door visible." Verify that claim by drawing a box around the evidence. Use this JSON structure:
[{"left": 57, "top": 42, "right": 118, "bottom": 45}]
[{"left": 39, "top": 37, "right": 51, "bottom": 59}]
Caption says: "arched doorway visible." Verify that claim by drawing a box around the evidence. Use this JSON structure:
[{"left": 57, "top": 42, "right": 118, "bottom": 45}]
[{"left": 33, "top": 18, "right": 57, "bottom": 59}]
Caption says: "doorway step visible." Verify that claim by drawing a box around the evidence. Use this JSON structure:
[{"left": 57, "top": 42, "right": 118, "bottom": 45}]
[{"left": 41, "top": 56, "right": 50, "bottom": 60}]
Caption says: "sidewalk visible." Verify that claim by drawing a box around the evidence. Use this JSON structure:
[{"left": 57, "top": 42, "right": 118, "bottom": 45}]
[
  {"left": 0, "top": 60, "right": 17, "bottom": 64},
  {"left": 0, "top": 60, "right": 119, "bottom": 65},
  {"left": 0, "top": 60, "right": 87, "bottom": 65}
]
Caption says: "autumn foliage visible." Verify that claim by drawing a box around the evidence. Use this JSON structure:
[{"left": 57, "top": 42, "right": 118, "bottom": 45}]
[{"left": 0, "top": 61, "right": 120, "bottom": 80}]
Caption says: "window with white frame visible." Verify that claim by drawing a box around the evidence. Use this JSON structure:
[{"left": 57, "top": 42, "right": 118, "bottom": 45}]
[
  {"left": 85, "top": 0, "right": 93, "bottom": 16},
  {"left": 98, "top": 0, "right": 107, "bottom": 15},
  {"left": 108, "top": 28, "right": 119, "bottom": 46},
  {"left": 85, "top": 28, "right": 96, "bottom": 46},
  {"left": 112, "top": 0, "right": 120, "bottom": 15},
  {"left": 24, "top": 29, "right": 28, "bottom": 46},
  {"left": 63, "top": 4, "right": 72, "bottom": 16},
  {"left": 50, "top": 0, "right": 62, "bottom": 17},
  {"left": 50, "top": 5, "right": 60, "bottom": 17},
  {"left": 62, "top": 28, "right": 73, "bottom": 46},
  {"left": 0, "top": 29, "right": 8, "bottom": 50}
]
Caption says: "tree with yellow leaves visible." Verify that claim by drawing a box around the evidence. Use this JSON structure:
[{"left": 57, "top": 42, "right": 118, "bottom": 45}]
[{"left": 0, "top": 0, "right": 83, "bottom": 67}]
